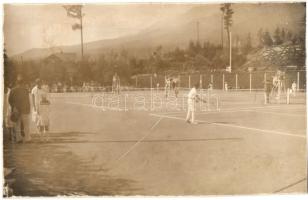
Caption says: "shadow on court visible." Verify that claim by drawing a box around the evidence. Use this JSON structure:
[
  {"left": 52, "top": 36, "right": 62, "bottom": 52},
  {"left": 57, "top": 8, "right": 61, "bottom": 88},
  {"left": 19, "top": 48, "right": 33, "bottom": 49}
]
[{"left": 3, "top": 132, "right": 141, "bottom": 196}]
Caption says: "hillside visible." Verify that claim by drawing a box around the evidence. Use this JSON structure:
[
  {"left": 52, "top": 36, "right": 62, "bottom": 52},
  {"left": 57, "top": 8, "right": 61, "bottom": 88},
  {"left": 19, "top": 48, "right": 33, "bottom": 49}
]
[{"left": 13, "top": 3, "right": 305, "bottom": 61}]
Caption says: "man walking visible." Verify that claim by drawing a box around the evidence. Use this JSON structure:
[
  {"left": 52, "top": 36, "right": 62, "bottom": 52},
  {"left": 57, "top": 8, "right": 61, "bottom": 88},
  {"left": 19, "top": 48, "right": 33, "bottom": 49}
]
[{"left": 9, "top": 76, "right": 31, "bottom": 142}]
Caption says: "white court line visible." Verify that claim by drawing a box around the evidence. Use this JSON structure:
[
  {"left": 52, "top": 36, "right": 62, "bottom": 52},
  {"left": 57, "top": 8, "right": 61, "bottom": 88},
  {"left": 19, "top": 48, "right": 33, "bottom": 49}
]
[
  {"left": 116, "top": 117, "right": 163, "bottom": 162},
  {"left": 251, "top": 110, "right": 306, "bottom": 117},
  {"left": 65, "top": 101, "right": 126, "bottom": 111},
  {"left": 149, "top": 113, "right": 306, "bottom": 139},
  {"left": 159, "top": 105, "right": 301, "bottom": 116},
  {"left": 186, "top": 109, "right": 305, "bottom": 118}
]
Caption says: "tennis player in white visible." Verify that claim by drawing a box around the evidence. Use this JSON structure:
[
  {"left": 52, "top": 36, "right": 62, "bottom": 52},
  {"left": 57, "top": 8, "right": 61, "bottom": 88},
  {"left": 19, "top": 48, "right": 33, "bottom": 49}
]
[{"left": 186, "top": 83, "right": 204, "bottom": 124}]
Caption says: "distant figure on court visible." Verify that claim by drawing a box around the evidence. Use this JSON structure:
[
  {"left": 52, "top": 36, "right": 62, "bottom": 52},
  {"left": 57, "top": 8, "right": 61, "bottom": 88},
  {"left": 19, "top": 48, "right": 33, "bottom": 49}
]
[
  {"left": 9, "top": 76, "right": 31, "bottom": 143},
  {"left": 264, "top": 78, "right": 272, "bottom": 104},
  {"left": 271, "top": 73, "right": 280, "bottom": 99},
  {"left": 291, "top": 81, "right": 297, "bottom": 96},
  {"left": 224, "top": 82, "right": 228, "bottom": 91},
  {"left": 208, "top": 82, "right": 213, "bottom": 91},
  {"left": 112, "top": 73, "right": 120, "bottom": 94},
  {"left": 186, "top": 83, "right": 204, "bottom": 125},
  {"left": 165, "top": 77, "right": 171, "bottom": 98},
  {"left": 172, "top": 79, "right": 179, "bottom": 98}
]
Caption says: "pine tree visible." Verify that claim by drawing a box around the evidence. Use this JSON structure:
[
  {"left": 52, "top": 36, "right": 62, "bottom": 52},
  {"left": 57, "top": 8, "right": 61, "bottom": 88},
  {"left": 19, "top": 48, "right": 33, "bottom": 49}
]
[
  {"left": 281, "top": 28, "right": 286, "bottom": 43},
  {"left": 273, "top": 27, "right": 283, "bottom": 45},
  {"left": 257, "top": 28, "right": 264, "bottom": 48},
  {"left": 223, "top": 3, "right": 234, "bottom": 51},
  {"left": 263, "top": 31, "right": 273, "bottom": 46}
]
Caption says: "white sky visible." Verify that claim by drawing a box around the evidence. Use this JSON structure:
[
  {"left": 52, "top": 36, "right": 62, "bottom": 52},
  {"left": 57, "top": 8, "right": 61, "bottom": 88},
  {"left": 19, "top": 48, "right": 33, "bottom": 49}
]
[{"left": 4, "top": 4, "right": 192, "bottom": 56}]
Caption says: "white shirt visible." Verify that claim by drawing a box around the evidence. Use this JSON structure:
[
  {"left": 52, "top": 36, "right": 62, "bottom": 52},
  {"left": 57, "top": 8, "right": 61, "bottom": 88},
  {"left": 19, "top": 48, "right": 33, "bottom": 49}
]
[
  {"left": 292, "top": 83, "right": 297, "bottom": 89},
  {"left": 188, "top": 87, "right": 197, "bottom": 101},
  {"left": 31, "top": 86, "right": 43, "bottom": 109}
]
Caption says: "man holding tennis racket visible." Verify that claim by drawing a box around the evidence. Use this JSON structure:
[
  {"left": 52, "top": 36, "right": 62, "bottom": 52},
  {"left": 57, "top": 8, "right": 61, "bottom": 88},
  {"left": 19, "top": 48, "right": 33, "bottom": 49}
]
[{"left": 186, "top": 83, "right": 206, "bottom": 124}]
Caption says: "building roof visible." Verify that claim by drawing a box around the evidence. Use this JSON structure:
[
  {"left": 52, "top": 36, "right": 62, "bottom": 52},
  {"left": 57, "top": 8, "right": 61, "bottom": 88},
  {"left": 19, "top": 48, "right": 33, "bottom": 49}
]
[{"left": 45, "top": 52, "right": 77, "bottom": 63}]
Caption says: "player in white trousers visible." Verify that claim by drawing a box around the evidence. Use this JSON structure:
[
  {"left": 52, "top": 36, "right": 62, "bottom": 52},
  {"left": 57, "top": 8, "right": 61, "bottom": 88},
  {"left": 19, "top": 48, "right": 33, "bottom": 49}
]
[{"left": 186, "top": 83, "right": 204, "bottom": 124}]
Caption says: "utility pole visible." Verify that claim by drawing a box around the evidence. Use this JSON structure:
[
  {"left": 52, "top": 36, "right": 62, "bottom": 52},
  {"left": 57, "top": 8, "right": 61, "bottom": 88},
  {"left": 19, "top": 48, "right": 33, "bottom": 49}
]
[
  {"left": 221, "top": 12, "right": 224, "bottom": 49},
  {"left": 196, "top": 21, "right": 200, "bottom": 43},
  {"left": 80, "top": 7, "right": 84, "bottom": 59},
  {"left": 230, "top": 31, "right": 232, "bottom": 72}
]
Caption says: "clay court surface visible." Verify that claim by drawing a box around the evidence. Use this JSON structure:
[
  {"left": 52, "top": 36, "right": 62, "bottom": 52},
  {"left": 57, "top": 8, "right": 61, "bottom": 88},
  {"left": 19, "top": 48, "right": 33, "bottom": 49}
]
[{"left": 3, "top": 90, "right": 307, "bottom": 196}]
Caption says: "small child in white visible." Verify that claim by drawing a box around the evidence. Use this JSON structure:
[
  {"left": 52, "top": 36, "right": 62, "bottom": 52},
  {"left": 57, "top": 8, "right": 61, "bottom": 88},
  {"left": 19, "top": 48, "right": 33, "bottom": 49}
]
[{"left": 37, "top": 95, "right": 50, "bottom": 141}]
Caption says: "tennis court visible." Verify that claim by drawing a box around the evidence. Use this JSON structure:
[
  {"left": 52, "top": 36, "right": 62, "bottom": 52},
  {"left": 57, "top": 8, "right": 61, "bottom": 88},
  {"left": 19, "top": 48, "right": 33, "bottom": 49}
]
[{"left": 3, "top": 89, "right": 307, "bottom": 195}]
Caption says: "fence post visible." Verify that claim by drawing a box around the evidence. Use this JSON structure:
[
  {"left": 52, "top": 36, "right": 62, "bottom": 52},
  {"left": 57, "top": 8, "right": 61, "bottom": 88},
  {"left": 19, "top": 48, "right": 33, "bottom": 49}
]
[
  {"left": 222, "top": 74, "right": 225, "bottom": 90},
  {"left": 235, "top": 73, "right": 238, "bottom": 90},
  {"left": 200, "top": 74, "right": 203, "bottom": 89},
  {"left": 249, "top": 73, "right": 252, "bottom": 93},
  {"left": 150, "top": 75, "right": 153, "bottom": 89},
  {"left": 189, "top": 75, "right": 191, "bottom": 88},
  {"left": 297, "top": 71, "right": 300, "bottom": 91}
]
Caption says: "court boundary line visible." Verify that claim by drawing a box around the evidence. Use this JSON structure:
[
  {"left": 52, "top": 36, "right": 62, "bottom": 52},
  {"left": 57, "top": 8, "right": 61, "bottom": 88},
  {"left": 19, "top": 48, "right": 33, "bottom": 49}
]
[
  {"left": 250, "top": 110, "right": 306, "bottom": 117},
  {"left": 158, "top": 104, "right": 305, "bottom": 116},
  {"left": 149, "top": 113, "right": 306, "bottom": 139},
  {"left": 116, "top": 117, "right": 163, "bottom": 162},
  {"left": 166, "top": 108, "right": 305, "bottom": 118},
  {"left": 273, "top": 177, "right": 307, "bottom": 193}
]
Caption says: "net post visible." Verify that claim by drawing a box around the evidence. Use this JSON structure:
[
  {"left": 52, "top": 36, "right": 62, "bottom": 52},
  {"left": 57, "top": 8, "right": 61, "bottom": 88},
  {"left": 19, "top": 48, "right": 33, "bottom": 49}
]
[
  {"left": 249, "top": 73, "right": 252, "bottom": 93},
  {"left": 264, "top": 72, "right": 267, "bottom": 105},
  {"left": 150, "top": 75, "right": 153, "bottom": 89},
  {"left": 287, "top": 88, "right": 290, "bottom": 104},
  {"left": 207, "top": 89, "right": 210, "bottom": 111},
  {"left": 200, "top": 74, "right": 203, "bottom": 89},
  {"left": 222, "top": 74, "right": 225, "bottom": 90},
  {"left": 235, "top": 73, "right": 238, "bottom": 90},
  {"left": 297, "top": 71, "right": 300, "bottom": 91}
]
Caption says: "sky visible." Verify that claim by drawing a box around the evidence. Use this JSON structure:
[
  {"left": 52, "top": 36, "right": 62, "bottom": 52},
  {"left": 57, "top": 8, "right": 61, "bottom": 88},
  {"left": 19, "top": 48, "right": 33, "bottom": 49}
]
[{"left": 4, "top": 4, "right": 193, "bottom": 56}]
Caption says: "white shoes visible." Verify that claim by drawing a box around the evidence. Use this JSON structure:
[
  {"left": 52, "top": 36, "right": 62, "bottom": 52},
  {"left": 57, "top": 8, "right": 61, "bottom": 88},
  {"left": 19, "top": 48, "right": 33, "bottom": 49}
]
[{"left": 186, "top": 120, "right": 198, "bottom": 125}]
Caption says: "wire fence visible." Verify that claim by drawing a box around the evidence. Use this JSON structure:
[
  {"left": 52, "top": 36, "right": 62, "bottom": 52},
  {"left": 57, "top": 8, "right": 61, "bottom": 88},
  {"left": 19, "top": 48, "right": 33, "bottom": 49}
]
[{"left": 133, "top": 70, "right": 306, "bottom": 91}]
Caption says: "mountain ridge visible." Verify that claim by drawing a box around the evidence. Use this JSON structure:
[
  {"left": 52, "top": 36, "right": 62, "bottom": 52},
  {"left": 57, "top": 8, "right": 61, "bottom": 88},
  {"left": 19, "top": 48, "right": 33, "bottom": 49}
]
[{"left": 12, "top": 3, "right": 305, "bottom": 61}]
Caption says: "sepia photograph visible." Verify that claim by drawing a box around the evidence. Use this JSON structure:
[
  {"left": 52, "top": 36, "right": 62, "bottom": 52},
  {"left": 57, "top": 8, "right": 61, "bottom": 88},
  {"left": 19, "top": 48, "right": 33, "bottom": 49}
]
[{"left": 2, "top": 1, "right": 307, "bottom": 197}]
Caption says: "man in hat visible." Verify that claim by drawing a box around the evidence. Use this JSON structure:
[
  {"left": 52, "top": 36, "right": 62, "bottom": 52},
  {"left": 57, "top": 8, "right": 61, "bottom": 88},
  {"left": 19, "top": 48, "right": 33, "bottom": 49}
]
[{"left": 9, "top": 76, "right": 31, "bottom": 142}]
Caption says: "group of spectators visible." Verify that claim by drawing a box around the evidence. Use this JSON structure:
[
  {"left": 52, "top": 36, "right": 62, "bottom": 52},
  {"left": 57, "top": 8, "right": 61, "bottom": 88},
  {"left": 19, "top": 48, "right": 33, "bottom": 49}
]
[{"left": 4, "top": 75, "right": 50, "bottom": 143}]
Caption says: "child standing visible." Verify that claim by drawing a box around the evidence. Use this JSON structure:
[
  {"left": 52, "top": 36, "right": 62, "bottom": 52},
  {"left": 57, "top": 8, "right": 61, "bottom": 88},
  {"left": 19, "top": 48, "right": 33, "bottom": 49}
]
[{"left": 37, "top": 95, "right": 50, "bottom": 141}]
